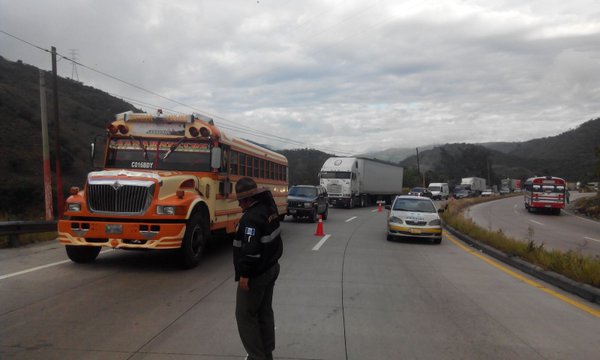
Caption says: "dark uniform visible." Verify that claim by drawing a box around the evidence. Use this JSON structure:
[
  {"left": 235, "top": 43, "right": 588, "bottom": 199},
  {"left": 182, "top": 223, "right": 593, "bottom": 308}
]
[{"left": 233, "top": 193, "right": 283, "bottom": 360}]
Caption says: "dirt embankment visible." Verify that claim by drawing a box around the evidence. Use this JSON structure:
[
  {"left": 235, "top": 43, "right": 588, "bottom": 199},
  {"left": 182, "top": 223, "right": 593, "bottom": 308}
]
[{"left": 570, "top": 194, "right": 600, "bottom": 220}]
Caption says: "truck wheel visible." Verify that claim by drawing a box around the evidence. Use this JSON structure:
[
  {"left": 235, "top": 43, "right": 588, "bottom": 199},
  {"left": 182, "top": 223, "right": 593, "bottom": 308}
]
[
  {"left": 180, "top": 212, "right": 209, "bottom": 269},
  {"left": 310, "top": 208, "right": 318, "bottom": 223},
  {"left": 322, "top": 206, "right": 328, "bottom": 220},
  {"left": 66, "top": 245, "right": 101, "bottom": 263},
  {"left": 348, "top": 198, "right": 354, "bottom": 209}
]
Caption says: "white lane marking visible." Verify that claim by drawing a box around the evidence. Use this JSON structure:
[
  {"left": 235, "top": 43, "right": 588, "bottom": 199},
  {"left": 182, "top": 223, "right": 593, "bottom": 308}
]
[
  {"left": 0, "top": 250, "right": 111, "bottom": 281},
  {"left": 371, "top": 209, "right": 378, "bottom": 213},
  {"left": 345, "top": 216, "right": 357, "bottom": 223},
  {"left": 0, "top": 259, "right": 71, "bottom": 280},
  {"left": 312, "top": 234, "right": 331, "bottom": 251},
  {"left": 584, "top": 237, "right": 600, "bottom": 243},
  {"left": 529, "top": 220, "right": 544, "bottom": 226}
]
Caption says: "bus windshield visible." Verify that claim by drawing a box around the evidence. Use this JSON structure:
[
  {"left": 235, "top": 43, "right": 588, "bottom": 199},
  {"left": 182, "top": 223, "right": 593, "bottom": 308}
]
[
  {"left": 320, "top": 171, "right": 351, "bottom": 179},
  {"left": 105, "top": 138, "right": 212, "bottom": 171}
]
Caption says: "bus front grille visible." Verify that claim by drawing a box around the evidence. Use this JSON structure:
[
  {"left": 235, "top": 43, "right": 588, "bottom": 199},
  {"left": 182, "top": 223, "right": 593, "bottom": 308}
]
[{"left": 87, "top": 184, "right": 154, "bottom": 214}]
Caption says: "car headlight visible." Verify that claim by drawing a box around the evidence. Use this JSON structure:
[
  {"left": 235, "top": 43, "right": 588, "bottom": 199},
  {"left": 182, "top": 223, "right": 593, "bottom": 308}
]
[
  {"left": 304, "top": 202, "right": 313, "bottom": 208},
  {"left": 67, "top": 203, "right": 81, "bottom": 212},
  {"left": 428, "top": 219, "right": 441, "bottom": 226},
  {"left": 388, "top": 216, "right": 403, "bottom": 224},
  {"left": 157, "top": 205, "right": 179, "bottom": 215}
]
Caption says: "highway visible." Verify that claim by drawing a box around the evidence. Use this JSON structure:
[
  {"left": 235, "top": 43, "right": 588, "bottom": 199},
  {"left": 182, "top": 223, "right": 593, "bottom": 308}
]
[
  {"left": 466, "top": 192, "right": 600, "bottom": 257},
  {"left": 1, "top": 206, "right": 599, "bottom": 359}
]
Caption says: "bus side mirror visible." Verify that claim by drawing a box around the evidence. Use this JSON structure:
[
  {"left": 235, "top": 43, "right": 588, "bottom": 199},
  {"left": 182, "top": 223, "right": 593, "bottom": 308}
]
[
  {"left": 90, "top": 135, "right": 105, "bottom": 169},
  {"left": 90, "top": 142, "right": 95, "bottom": 163},
  {"left": 211, "top": 147, "right": 222, "bottom": 169}
]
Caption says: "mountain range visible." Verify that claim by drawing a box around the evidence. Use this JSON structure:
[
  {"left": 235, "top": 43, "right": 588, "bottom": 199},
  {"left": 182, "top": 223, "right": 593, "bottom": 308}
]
[{"left": 1, "top": 56, "right": 598, "bottom": 217}]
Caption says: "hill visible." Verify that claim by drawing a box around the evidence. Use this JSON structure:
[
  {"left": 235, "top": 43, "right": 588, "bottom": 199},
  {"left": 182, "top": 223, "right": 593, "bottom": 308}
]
[{"left": 0, "top": 56, "right": 138, "bottom": 216}]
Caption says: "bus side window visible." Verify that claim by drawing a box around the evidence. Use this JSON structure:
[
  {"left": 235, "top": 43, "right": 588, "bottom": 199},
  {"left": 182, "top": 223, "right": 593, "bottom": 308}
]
[{"left": 220, "top": 146, "right": 229, "bottom": 174}]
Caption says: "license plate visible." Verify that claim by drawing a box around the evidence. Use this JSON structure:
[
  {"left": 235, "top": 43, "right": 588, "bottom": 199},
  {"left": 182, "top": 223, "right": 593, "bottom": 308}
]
[
  {"left": 105, "top": 224, "right": 123, "bottom": 234},
  {"left": 288, "top": 209, "right": 297, "bottom": 214},
  {"left": 409, "top": 228, "right": 421, "bottom": 234}
]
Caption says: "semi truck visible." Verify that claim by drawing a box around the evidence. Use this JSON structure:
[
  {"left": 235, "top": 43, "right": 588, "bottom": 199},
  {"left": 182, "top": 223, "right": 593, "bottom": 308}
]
[
  {"left": 460, "top": 177, "right": 487, "bottom": 196},
  {"left": 500, "top": 178, "right": 522, "bottom": 194},
  {"left": 319, "top": 157, "right": 403, "bottom": 208}
]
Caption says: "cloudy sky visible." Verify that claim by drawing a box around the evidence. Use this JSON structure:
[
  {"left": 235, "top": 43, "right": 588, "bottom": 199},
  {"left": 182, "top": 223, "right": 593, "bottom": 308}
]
[{"left": 1, "top": 0, "right": 599, "bottom": 155}]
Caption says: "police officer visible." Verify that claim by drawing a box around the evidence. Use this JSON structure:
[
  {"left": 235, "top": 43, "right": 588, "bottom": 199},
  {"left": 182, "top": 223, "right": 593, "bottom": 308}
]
[{"left": 233, "top": 177, "right": 283, "bottom": 360}]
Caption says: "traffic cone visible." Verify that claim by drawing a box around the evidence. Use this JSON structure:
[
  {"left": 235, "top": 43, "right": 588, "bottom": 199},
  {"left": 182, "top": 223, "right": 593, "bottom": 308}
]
[
  {"left": 377, "top": 201, "right": 382, "bottom": 212},
  {"left": 314, "top": 215, "right": 324, "bottom": 236}
]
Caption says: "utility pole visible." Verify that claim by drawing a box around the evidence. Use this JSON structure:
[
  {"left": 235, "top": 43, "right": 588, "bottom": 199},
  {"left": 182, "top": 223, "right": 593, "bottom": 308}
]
[
  {"left": 51, "top": 46, "right": 64, "bottom": 217},
  {"left": 39, "top": 70, "right": 53, "bottom": 220},
  {"left": 416, "top": 147, "right": 423, "bottom": 187}
]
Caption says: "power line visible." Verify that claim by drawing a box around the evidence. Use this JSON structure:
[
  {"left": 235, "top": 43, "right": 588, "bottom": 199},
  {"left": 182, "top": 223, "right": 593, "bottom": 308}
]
[{"left": 0, "top": 29, "right": 352, "bottom": 155}]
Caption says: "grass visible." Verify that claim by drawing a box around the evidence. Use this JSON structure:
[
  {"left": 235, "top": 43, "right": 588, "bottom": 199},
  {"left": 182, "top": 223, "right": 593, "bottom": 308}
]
[{"left": 442, "top": 196, "right": 600, "bottom": 288}]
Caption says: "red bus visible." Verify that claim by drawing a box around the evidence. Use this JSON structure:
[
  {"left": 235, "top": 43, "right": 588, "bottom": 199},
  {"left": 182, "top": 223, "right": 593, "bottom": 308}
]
[{"left": 523, "top": 176, "right": 567, "bottom": 215}]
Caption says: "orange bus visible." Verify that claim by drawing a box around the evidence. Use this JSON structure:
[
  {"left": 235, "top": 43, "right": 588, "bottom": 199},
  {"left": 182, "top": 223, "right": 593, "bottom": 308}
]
[
  {"left": 58, "top": 111, "right": 288, "bottom": 268},
  {"left": 523, "top": 176, "right": 567, "bottom": 215}
]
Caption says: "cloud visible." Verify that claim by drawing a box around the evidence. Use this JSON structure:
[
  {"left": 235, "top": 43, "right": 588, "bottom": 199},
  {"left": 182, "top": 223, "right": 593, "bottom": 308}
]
[{"left": 1, "top": 0, "right": 599, "bottom": 154}]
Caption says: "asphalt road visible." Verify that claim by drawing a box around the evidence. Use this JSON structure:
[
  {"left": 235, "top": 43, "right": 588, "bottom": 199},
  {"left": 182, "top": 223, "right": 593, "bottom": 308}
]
[
  {"left": 1, "top": 205, "right": 599, "bottom": 359},
  {"left": 466, "top": 192, "right": 600, "bottom": 257}
]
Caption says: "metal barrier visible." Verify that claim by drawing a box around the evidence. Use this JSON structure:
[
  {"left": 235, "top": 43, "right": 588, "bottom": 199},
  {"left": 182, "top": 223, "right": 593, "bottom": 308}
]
[{"left": 0, "top": 221, "right": 57, "bottom": 247}]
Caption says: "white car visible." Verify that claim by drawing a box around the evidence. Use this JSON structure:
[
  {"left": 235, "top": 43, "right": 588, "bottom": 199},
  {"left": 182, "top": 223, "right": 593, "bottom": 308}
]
[{"left": 386, "top": 195, "right": 443, "bottom": 244}]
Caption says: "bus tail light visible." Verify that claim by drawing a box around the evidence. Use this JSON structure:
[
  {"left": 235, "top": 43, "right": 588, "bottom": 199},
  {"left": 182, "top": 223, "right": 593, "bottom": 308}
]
[
  {"left": 118, "top": 124, "right": 129, "bottom": 134},
  {"left": 189, "top": 126, "right": 199, "bottom": 137},
  {"left": 107, "top": 124, "right": 118, "bottom": 134}
]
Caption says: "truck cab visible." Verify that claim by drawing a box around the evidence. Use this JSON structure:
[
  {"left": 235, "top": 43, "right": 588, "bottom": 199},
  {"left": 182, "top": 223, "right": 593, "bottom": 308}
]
[{"left": 319, "top": 157, "right": 359, "bottom": 208}]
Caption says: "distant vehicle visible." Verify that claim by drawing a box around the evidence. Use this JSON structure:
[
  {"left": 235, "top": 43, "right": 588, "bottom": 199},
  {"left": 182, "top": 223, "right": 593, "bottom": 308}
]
[
  {"left": 453, "top": 189, "right": 471, "bottom": 199},
  {"left": 500, "top": 178, "right": 521, "bottom": 194},
  {"left": 287, "top": 185, "right": 328, "bottom": 222},
  {"left": 461, "top": 177, "right": 486, "bottom": 195},
  {"left": 481, "top": 188, "right": 494, "bottom": 196},
  {"left": 408, "top": 187, "right": 433, "bottom": 198},
  {"left": 385, "top": 195, "right": 443, "bottom": 244},
  {"left": 319, "top": 157, "right": 404, "bottom": 208},
  {"left": 427, "top": 182, "right": 449, "bottom": 200},
  {"left": 523, "top": 176, "right": 567, "bottom": 215}
]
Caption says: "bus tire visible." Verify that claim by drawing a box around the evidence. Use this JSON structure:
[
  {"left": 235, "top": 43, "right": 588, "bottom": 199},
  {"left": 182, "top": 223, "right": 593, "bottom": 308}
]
[
  {"left": 66, "top": 245, "right": 101, "bottom": 263},
  {"left": 180, "top": 211, "right": 209, "bottom": 269}
]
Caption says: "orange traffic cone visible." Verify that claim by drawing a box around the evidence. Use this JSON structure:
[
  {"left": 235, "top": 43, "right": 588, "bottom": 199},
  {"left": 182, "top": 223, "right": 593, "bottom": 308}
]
[
  {"left": 314, "top": 215, "right": 325, "bottom": 236},
  {"left": 377, "top": 201, "right": 382, "bottom": 212}
]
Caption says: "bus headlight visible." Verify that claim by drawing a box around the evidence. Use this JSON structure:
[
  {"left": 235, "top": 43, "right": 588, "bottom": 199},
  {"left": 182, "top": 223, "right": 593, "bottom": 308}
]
[
  {"left": 67, "top": 203, "right": 81, "bottom": 212},
  {"left": 157, "top": 205, "right": 178, "bottom": 215},
  {"left": 429, "top": 219, "right": 441, "bottom": 226}
]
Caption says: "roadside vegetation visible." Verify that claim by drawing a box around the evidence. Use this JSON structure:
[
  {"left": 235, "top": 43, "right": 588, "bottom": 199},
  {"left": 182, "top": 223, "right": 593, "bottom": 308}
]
[{"left": 441, "top": 196, "right": 600, "bottom": 288}]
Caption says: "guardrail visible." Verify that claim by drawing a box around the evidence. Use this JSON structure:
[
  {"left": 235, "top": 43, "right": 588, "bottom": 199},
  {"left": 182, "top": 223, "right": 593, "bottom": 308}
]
[{"left": 0, "top": 220, "right": 57, "bottom": 247}]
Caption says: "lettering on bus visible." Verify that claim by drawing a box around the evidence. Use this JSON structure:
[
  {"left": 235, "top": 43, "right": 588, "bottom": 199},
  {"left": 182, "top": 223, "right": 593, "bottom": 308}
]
[{"left": 131, "top": 161, "right": 154, "bottom": 169}]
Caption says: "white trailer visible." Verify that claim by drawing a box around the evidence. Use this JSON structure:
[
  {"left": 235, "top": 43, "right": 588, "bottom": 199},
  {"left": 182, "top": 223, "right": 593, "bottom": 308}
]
[
  {"left": 319, "top": 157, "right": 403, "bottom": 208},
  {"left": 461, "top": 177, "right": 487, "bottom": 195}
]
